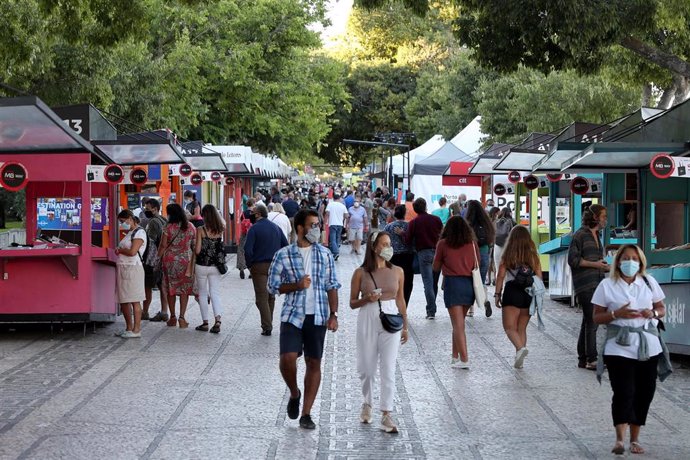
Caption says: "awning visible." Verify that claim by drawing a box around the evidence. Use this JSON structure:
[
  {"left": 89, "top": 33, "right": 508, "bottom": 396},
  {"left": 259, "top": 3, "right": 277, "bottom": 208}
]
[
  {"left": 206, "top": 145, "right": 252, "bottom": 174},
  {"left": 532, "top": 123, "right": 609, "bottom": 172},
  {"left": 468, "top": 143, "right": 513, "bottom": 174},
  {"left": 560, "top": 142, "right": 689, "bottom": 172},
  {"left": 491, "top": 132, "right": 555, "bottom": 172},
  {"left": 413, "top": 141, "right": 474, "bottom": 175},
  {"left": 92, "top": 129, "right": 185, "bottom": 165}
]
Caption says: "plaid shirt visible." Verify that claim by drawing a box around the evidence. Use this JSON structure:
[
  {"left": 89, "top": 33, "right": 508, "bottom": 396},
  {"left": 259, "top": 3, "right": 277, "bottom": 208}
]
[
  {"left": 568, "top": 226, "right": 605, "bottom": 295},
  {"left": 268, "top": 243, "right": 341, "bottom": 329}
]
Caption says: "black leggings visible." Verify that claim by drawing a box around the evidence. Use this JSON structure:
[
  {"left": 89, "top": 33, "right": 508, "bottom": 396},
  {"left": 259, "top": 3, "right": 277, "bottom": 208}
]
[{"left": 604, "top": 355, "right": 658, "bottom": 426}]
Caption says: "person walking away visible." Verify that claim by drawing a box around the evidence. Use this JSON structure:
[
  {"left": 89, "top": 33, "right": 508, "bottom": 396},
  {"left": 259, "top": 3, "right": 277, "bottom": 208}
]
[
  {"left": 494, "top": 225, "right": 543, "bottom": 368},
  {"left": 325, "top": 194, "right": 348, "bottom": 261},
  {"left": 245, "top": 204, "right": 288, "bottom": 335},
  {"left": 268, "top": 210, "right": 341, "bottom": 430},
  {"left": 465, "top": 200, "right": 496, "bottom": 317},
  {"left": 493, "top": 208, "right": 516, "bottom": 282},
  {"left": 431, "top": 196, "right": 451, "bottom": 226},
  {"left": 486, "top": 207, "right": 501, "bottom": 286},
  {"left": 347, "top": 198, "right": 367, "bottom": 255},
  {"left": 449, "top": 193, "right": 467, "bottom": 218},
  {"left": 268, "top": 202, "right": 292, "bottom": 242},
  {"left": 403, "top": 192, "right": 417, "bottom": 222},
  {"left": 568, "top": 204, "right": 609, "bottom": 370},
  {"left": 398, "top": 198, "right": 443, "bottom": 319},
  {"left": 158, "top": 203, "right": 196, "bottom": 329},
  {"left": 350, "top": 231, "right": 409, "bottom": 433},
  {"left": 237, "top": 198, "right": 255, "bottom": 280},
  {"left": 432, "top": 216, "right": 478, "bottom": 368},
  {"left": 142, "top": 199, "right": 169, "bottom": 322},
  {"left": 592, "top": 244, "right": 672, "bottom": 456},
  {"left": 362, "top": 192, "right": 375, "bottom": 236},
  {"left": 282, "top": 192, "right": 300, "bottom": 242},
  {"left": 384, "top": 205, "right": 414, "bottom": 305},
  {"left": 115, "top": 210, "right": 147, "bottom": 338},
  {"left": 184, "top": 190, "right": 204, "bottom": 228},
  {"left": 194, "top": 205, "right": 226, "bottom": 334}
]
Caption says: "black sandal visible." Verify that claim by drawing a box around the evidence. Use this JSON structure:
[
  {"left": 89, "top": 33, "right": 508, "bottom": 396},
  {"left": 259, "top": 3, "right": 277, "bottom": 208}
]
[
  {"left": 195, "top": 323, "right": 209, "bottom": 332},
  {"left": 210, "top": 320, "right": 221, "bottom": 334}
]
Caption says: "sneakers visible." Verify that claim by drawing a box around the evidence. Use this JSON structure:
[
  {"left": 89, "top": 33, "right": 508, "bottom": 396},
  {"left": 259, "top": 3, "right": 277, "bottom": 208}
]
[
  {"left": 299, "top": 414, "right": 316, "bottom": 430},
  {"left": 149, "top": 311, "right": 169, "bottom": 322},
  {"left": 452, "top": 357, "right": 470, "bottom": 369},
  {"left": 466, "top": 307, "right": 474, "bottom": 317},
  {"left": 113, "top": 330, "right": 126, "bottom": 337},
  {"left": 287, "top": 390, "right": 301, "bottom": 420},
  {"left": 360, "top": 403, "right": 372, "bottom": 424},
  {"left": 484, "top": 300, "right": 492, "bottom": 318},
  {"left": 120, "top": 331, "right": 141, "bottom": 339},
  {"left": 514, "top": 347, "right": 529, "bottom": 369},
  {"left": 380, "top": 414, "right": 398, "bottom": 433},
  {"left": 425, "top": 314, "right": 435, "bottom": 320}
]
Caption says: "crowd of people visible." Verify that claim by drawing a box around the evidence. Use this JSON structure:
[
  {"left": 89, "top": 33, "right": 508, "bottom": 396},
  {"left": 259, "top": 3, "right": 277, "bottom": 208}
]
[{"left": 113, "top": 183, "right": 671, "bottom": 454}]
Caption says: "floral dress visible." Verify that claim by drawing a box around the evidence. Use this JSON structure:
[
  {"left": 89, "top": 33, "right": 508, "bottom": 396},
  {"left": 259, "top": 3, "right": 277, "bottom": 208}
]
[{"left": 162, "top": 223, "right": 196, "bottom": 296}]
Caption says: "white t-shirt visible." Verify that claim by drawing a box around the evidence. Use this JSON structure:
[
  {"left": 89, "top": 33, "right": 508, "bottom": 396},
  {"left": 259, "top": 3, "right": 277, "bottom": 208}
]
[
  {"left": 298, "top": 246, "right": 316, "bottom": 315},
  {"left": 268, "top": 212, "right": 291, "bottom": 240},
  {"left": 326, "top": 200, "right": 348, "bottom": 226},
  {"left": 591, "top": 275, "right": 665, "bottom": 359},
  {"left": 117, "top": 227, "right": 147, "bottom": 266}
]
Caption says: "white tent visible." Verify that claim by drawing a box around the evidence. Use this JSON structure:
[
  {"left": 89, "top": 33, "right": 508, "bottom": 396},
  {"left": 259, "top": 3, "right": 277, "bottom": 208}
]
[
  {"left": 449, "top": 116, "right": 485, "bottom": 158},
  {"left": 391, "top": 134, "right": 445, "bottom": 175}
]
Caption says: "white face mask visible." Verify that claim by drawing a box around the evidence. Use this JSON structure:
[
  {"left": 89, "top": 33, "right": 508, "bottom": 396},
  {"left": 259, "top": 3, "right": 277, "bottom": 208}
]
[
  {"left": 379, "top": 246, "right": 394, "bottom": 261},
  {"left": 354, "top": 202, "right": 360, "bottom": 208},
  {"left": 306, "top": 227, "right": 321, "bottom": 244},
  {"left": 620, "top": 260, "right": 640, "bottom": 277},
  {"left": 120, "top": 221, "right": 131, "bottom": 231},
  {"left": 185, "top": 198, "right": 192, "bottom": 204}
]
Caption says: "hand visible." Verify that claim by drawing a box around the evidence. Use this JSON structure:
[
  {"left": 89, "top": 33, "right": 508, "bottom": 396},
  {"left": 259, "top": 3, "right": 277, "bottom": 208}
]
[
  {"left": 494, "top": 294, "right": 502, "bottom": 308},
  {"left": 367, "top": 291, "right": 382, "bottom": 303},
  {"left": 327, "top": 315, "right": 338, "bottom": 332},
  {"left": 400, "top": 329, "right": 409, "bottom": 344},
  {"left": 597, "top": 261, "right": 610, "bottom": 270},
  {"left": 297, "top": 275, "right": 311, "bottom": 290},
  {"left": 393, "top": 227, "right": 403, "bottom": 235},
  {"left": 114, "top": 248, "right": 120, "bottom": 255},
  {"left": 613, "top": 303, "right": 642, "bottom": 319},
  {"left": 641, "top": 308, "right": 656, "bottom": 319}
]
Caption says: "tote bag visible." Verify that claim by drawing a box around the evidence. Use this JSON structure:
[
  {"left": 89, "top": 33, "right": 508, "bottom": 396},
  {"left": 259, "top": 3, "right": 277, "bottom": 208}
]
[{"left": 472, "top": 243, "right": 487, "bottom": 308}]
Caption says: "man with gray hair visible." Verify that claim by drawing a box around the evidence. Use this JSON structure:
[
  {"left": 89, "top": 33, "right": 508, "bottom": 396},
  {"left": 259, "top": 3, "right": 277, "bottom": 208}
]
[{"left": 245, "top": 204, "right": 288, "bottom": 335}]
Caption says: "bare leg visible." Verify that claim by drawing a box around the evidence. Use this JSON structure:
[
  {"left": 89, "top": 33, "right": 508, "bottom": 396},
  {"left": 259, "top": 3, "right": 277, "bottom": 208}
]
[
  {"left": 502, "top": 306, "right": 523, "bottom": 350},
  {"left": 159, "top": 288, "right": 169, "bottom": 314},
  {"left": 120, "top": 303, "right": 133, "bottom": 331},
  {"left": 448, "top": 306, "right": 469, "bottom": 361},
  {"left": 132, "top": 302, "right": 142, "bottom": 333},
  {"left": 629, "top": 425, "right": 644, "bottom": 453},
  {"left": 179, "top": 294, "right": 189, "bottom": 319},
  {"left": 613, "top": 423, "right": 628, "bottom": 453},
  {"left": 143, "top": 288, "right": 153, "bottom": 314},
  {"left": 302, "top": 357, "right": 322, "bottom": 416},
  {"left": 168, "top": 295, "right": 177, "bottom": 318},
  {"left": 517, "top": 309, "right": 531, "bottom": 348},
  {"left": 280, "top": 352, "right": 300, "bottom": 398}
]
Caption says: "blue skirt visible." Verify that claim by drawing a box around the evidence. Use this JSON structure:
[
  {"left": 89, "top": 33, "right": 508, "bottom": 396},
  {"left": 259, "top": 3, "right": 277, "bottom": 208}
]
[{"left": 443, "top": 275, "right": 475, "bottom": 308}]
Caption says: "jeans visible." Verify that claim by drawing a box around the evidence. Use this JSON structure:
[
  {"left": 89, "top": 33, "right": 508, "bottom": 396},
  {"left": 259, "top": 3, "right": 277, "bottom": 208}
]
[
  {"left": 250, "top": 262, "right": 275, "bottom": 332},
  {"left": 329, "top": 225, "right": 343, "bottom": 256},
  {"left": 195, "top": 264, "right": 223, "bottom": 321},
  {"left": 418, "top": 249, "right": 439, "bottom": 316},
  {"left": 577, "top": 290, "right": 598, "bottom": 363},
  {"left": 479, "top": 250, "right": 490, "bottom": 285}
]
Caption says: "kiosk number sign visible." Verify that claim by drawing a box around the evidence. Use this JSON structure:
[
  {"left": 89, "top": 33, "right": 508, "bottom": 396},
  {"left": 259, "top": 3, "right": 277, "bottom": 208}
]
[
  {"left": 130, "top": 168, "right": 147, "bottom": 185},
  {"left": 0, "top": 162, "right": 29, "bottom": 192},
  {"left": 104, "top": 165, "right": 124, "bottom": 184},
  {"left": 524, "top": 175, "right": 539, "bottom": 190},
  {"left": 493, "top": 183, "right": 507, "bottom": 196},
  {"left": 190, "top": 173, "right": 203, "bottom": 185},
  {"left": 570, "top": 176, "right": 590, "bottom": 195},
  {"left": 650, "top": 154, "right": 675, "bottom": 179},
  {"left": 508, "top": 171, "right": 521, "bottom": 184}
]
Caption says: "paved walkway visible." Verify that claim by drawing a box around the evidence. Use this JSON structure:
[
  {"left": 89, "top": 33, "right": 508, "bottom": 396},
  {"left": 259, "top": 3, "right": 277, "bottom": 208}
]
[{"left": 1, "top": 248, "right": 689, "bottom": 459}]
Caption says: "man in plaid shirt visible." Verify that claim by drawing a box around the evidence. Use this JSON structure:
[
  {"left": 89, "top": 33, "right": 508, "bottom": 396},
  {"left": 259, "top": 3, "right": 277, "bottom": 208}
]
[{"left": 268, "top": 209, "right": 341, "bottom": 430}]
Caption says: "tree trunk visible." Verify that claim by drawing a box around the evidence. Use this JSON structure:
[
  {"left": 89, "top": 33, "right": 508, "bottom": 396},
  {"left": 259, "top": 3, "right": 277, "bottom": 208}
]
[
  {"left": 657, "top": 79, "right": 678, "bottom": 109},
  {"left": 619, "top": 36, "right": 690, "bottom": 79},
  {"left": 673, "top": 76, "right": 690, "bottom": 105},
  {"left": 641, "top": 83, "right": 653, "bottom": 107}
]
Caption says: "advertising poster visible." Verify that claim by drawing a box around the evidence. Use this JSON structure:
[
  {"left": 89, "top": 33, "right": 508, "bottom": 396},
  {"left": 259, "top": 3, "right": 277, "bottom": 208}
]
[{"left": 37, "top": 198, "right": 108, "bottom": 231}]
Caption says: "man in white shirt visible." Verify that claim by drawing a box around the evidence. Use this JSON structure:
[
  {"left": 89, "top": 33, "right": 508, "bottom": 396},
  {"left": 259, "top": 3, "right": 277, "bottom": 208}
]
[{"left": 324, "top": 194, "right": 348, "bottom": 261}]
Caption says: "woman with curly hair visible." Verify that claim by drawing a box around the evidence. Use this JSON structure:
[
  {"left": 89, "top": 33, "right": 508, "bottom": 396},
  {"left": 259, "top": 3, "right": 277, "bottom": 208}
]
[{"left": 464, "top": 200, "right": 496, "bottom": 317}]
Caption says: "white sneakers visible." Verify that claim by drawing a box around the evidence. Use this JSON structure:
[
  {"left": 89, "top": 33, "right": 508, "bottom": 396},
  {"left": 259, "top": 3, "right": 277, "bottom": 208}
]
[
  {"left": 514, "top": 347, "right": 529, "bottom": 369},
  {"left": 451, "top": 357, "right": 470, "bottom": 369},
  {"left": 120, "top": 331, "right": 141, "bottom": 339},
  {"left": 380, "top": 414, "right": 398, "bottom": 433},
  {"left": 360, "top": 403, "right": 372, "bottom": 424}
]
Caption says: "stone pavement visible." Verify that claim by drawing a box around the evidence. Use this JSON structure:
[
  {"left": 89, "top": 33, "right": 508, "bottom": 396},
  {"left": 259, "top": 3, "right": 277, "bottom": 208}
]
[{"left": 1, "top": 248, "right": 689, "bottom": 460}]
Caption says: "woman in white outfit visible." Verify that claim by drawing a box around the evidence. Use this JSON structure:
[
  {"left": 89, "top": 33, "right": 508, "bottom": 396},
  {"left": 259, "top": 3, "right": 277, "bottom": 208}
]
[
  {"left": 115, "top": 210, "right": 147, "bottom": 338},
  {"left": 267, "top": 202, "right": 292, "bottom": 241},
  {"left": 194, "top": 205, "right": 226, "bottom": 333},
  {"left": 350, "top": 231, "right": 409, "bottom": 433}
]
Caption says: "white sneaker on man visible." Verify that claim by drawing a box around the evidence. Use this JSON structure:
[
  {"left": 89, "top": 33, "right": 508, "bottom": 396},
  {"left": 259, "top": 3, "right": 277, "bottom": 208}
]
[
  {"left": 514, "top": 347, "right": 529, "bottom": 369},
  {"left": 380, "top": 414, "right": 398, "bottom": 433},
  {"left": 360, "top": 403, "right": 372, "bottom": 424}
]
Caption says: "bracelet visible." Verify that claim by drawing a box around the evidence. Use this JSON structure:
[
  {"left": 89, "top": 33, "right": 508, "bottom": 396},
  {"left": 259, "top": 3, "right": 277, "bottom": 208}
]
[{"left": 611, "top": 310, "right": 616, "bottom": 320}]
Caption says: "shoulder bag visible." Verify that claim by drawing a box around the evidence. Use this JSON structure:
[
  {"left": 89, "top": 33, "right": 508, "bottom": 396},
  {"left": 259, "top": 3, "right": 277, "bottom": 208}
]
[
  {"left": 471, "top": 242, "right": 488, "bottom": 308},
  {"left": 368, "top": 271, "right": 404, "bottom": 333}
]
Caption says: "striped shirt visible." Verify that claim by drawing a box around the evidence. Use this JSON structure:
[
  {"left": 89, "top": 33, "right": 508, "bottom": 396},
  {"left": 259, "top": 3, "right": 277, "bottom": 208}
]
[
  {"left": 268, "top": 243, "right": 341, "bottom": 329},
  {"left": 567, "top": 226, "right": 605, "bottom": 295}
]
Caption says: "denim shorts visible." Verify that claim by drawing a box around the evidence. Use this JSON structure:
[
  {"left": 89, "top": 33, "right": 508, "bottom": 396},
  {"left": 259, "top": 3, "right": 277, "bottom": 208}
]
[
  {"left": 443, "top": 275, "right": 475, "bottom": 308},
  {"left": 280, "top": 315, "right": 327, "bottom": 359}
]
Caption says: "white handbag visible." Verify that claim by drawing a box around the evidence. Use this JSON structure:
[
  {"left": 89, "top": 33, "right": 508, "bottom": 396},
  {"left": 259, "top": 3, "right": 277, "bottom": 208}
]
[{"left": 472, "top": 243, "right": 487, "bottom": 308}]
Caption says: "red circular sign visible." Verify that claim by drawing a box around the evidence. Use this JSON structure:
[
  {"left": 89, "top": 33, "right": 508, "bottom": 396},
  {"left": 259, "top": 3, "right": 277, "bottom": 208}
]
[
  {"left": 225, "top": 176, "right": 234, "bottom": 186},
  {"left": 179, "top": 164, "right": 193, "bottom": 177},
  {"left": 104, "top": 164, "right": 124, "bottom": 184},
  {"left": 0, "top": 162, "right": 29, "bottom": 192},
  {"left": 190, "top": 173, "right": 203, "bottom": 185},
  {"left": 508, "top": 171, "right": 521, "bottom": 184},
  {"left": 570, "top": 176, "right": 590, "bottom": 195},
  {"left": 211, "top": 171, "right": 222, "bottom": 182},
  {"left": 650, "top": 154, "right": 675, "bottom": 179},
  {"left": 524, "top": 175, "right": 539, "bottom": 190},
  {"left": 547, "top": 174, "right": 563, "bottom": 182},
  {"left": 493, "top": 183, "right": 507, "bottom": 196},
  {"left": 130, "top": 168, "right": 148, "bottom": 185}
]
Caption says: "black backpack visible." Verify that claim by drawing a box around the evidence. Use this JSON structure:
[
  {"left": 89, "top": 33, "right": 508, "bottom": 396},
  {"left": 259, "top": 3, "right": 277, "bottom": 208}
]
[
  {"left": 474, "top": 224, "right": 488, "bottom": 247},
  {"left": 509, "top": 265, "right": 534, "bottom": 288}
]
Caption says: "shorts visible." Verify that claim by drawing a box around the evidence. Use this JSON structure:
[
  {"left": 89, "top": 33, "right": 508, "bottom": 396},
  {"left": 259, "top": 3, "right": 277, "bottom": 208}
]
[
  {"left": 280, "top": 315, "right": 327, "bottom": 359},
  {"left": 502, "top": 280, "right": 533, "bottom": 309},
  {"left": 348, "top": 228, "right": 363, "bottom": 241},
  {"left": 144, "top": 264, "right": 162, "bottom": 289},
  {"left": 443, "top": 275, "right": 475, "bottom": 307}
]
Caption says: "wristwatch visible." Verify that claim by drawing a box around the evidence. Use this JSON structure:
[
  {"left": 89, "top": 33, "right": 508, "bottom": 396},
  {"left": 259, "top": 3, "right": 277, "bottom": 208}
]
[
  {"left": 330, "top": 311, "right": 338, "bottom": 319},
  {"left": 652, "top": 309, "right": 659, "bottom": 319}
]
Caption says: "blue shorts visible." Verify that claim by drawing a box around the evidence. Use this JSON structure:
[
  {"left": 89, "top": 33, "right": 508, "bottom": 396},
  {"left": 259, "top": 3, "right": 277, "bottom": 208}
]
[
  {"left": 443, "top": 275, "right": 475, "bottom": 308},
  {"left": 280, "top": 315, "right": 327, "bottom": 359}
]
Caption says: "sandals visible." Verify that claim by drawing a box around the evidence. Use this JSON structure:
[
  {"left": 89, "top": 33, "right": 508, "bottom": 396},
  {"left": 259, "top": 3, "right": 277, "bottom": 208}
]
[
  {"left": 195, "top": 323, "right": 209, "bottom": 332},
  {"left": 611, "top": 442, "right": 625, "bottom": 456},
  {"left": 210, "top": 320, "right": 221, "bottom": 334},
  {"left": 166, "top": 316, "right": 177, "bottom": 327},
  {"left": 630, "top": 441, "right": 645, "bottom": 454},
  {"left": 178, "top": 317, "right": 189, "bottom": 329}
]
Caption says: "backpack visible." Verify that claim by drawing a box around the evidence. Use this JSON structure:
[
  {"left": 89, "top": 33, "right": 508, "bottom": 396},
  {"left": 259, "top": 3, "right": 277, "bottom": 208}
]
[
  {"left": 474, "top": 224, "right": 488, "bottom": 247},
  {"left": 509, "top": 265, "right": 535, "bottom": 288},
  {"left": 495, "top": 218, "right": 514, "bottom": 247}
]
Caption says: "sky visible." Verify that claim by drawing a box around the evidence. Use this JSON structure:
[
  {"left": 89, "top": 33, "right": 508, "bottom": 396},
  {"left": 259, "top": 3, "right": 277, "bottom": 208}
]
[{"left": 313, "top": 0, "right": 354, "bottom": 45}]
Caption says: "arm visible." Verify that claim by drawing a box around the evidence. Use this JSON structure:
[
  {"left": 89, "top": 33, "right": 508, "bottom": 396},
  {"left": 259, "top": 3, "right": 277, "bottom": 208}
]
[
  {"left": 280, "top": 229, "right": 288, "bottom": 248},
  {"left": 244, "top": 228, "right": 255, "bottom": 267},
  {"left": 594, "top": 303, "right": 642, "bottom": 324},
  {"left": 192, "top": 202, "right": 202, "bottom": 219},
  {"left": 327, "top": 288, "right": 339, "bottom": 332},
  {"left": 432, "top": 241, "right": 443, "bottom": 272},
  {"left": 402, "top": 219, "right": 414, "bottom": 245},
  {"left": 157, "top": 230, "right": 168, "bottom": 257},
  {"left": 395, "top": 266, "right": 409, "bottom": 344},
  {"left": 117, "top": 235, "right": 144, "bottom": 257},
  {"left": 349, "top": 268, "right": 381, "bottom": 309},
  {"left": 195, "top": 227, "right": 203, "bottom": 255},
  {"left": 494, "top": 263, "right": 506, "bottom": 308},
  {"left": 568, "top": 233, "right": 607, "bottom": 270}
]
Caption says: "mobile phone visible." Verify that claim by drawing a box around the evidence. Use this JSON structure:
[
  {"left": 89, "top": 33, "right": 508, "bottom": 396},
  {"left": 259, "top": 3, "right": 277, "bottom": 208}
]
[{"left": 373, "top": 288, "right": 382, "bottom": 295}]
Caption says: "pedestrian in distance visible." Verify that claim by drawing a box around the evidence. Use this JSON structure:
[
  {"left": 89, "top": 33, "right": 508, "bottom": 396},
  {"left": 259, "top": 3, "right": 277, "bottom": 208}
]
[
  {"left": 494, "top": 225, "right": 543, "bottom": 369},
  {"left": 114, "top": 210, "right": 147, "bottom": 338},
  {"left": 592, "top": 244, "right": 672, "bottom": 456},
  {"left": 347, "top": 198, "right": 367, "bottom": 255},
  {"left": 158, "top": 203, "right": 196, "bottom": 329},
  {"left": 568, "top": 204, "right": 609, "bottom": 370},
  {"left": 325, "top": 193, "right": 348, "bottom": 261},
  {"left": 464, "top": 199, "right": 495, "bottom": 317},
  {"left": 432, "top": 216, "right": 479, "bottom": 369},
  {"left": 493, "top": 207, "right": 516, "bottom": 285},
  {"left": 485, "top": 206, "right": 501, "bottom": 286},
  {"left": 268, "top": 209, "right": 341, "bottom": 430},
  {"left": 184, "top": 190, "right": 204, "bottom": 228},
  {"left": 384, "top": 205, "right": 414, "bottom": 306},
  {"left": 403, "top": 191, "right": 417, "bottom": 222},
  {"left": 431, "top": 196, "right": 450, "bottom": 226},
  {"left": 350, "top": 231, "right": 409, "bottom": 433},
  {"left": 194, "top": 205, "right": 226, "bottom": 334},
  {"left": 448, "top": 193, "right": 467, "bottom": 218},
  {"left": 141, "top": 198, "right": 169, "bottom": 322},
  {"left": 237, "top": 198, "right": 254, "bottom": 280},
  {"left": 267, "top": 202, "right": 292, "bottom": 242},
  {"left": 245, "top": 204, "right": 288, "bottom": 336}
]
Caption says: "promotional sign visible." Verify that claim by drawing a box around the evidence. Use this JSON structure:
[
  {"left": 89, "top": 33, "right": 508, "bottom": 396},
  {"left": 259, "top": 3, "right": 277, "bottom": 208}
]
[
  {"left": 493, "top": 183, "right": 507, "bottom": 196},
  {"left": 524, "top": 175, "right": 539, "bottom": 190},
  {"left": 508, "top": 171, "right": 521, "bottom": 184},
  {"left": 649, "top": 154, "right": 690, "bottom": 179},
  {"left": 547, "top": 173, "right": 563, "bottom": 182},
  {"left": 210, "top": 171, "right": 222, "bottom": 182},
  {"left": 37, "top": 197, "right": 108, "bottom": 231},
  {"left": 0, "top": 162, "right": 29, "bottom": 192},
  {"left": 571, "top": 176, "right": 590, "bottom": 195},
  {"left": 130, "top": 168, "right": 148, "bottom": 185},
  {"left": 104, "top": 164, "right": 124, "bottom": 184},
  {"left": 441, "top": 175, "right": 482, "bottom": 187},
  {"left": 190, "top": 173, "right": 203, "bottom": 185}
]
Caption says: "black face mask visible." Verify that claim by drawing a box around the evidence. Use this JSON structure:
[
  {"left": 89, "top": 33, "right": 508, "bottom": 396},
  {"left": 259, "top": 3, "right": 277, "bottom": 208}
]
[
  {"left": 144, "top": 211, "right": 154, "bottom": 219},
  {"left": 249, "top": 214, "right": 257, "bottom": 224}
]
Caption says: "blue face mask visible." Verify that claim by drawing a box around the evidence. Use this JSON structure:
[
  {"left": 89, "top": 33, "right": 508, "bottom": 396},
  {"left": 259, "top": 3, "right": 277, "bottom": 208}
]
[
  {"left": 120, "top": 221, "right": 131, "bottom": 231},
  {"left": 620, "top": 260, "right": 639, "bottom": 277}
]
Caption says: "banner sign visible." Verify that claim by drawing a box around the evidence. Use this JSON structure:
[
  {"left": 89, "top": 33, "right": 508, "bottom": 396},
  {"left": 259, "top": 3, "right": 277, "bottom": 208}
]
[
  {"left": 650, "top": 154, "right": 690, "bottom": 179},
  {"left": 441, "top": 175, "right": 482, "bottom": 187},
  {"left": 0, "top": 162, "right": 29, "bottom": 192},
  {"left": 547, "top": 173, "right": 563, "bottom": 182},
  {"left": 37, "top": 197, "right": 108, "bottom": 231},
  {"left": 190, "top": 173, "right": 203, "bottom": 185}
]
